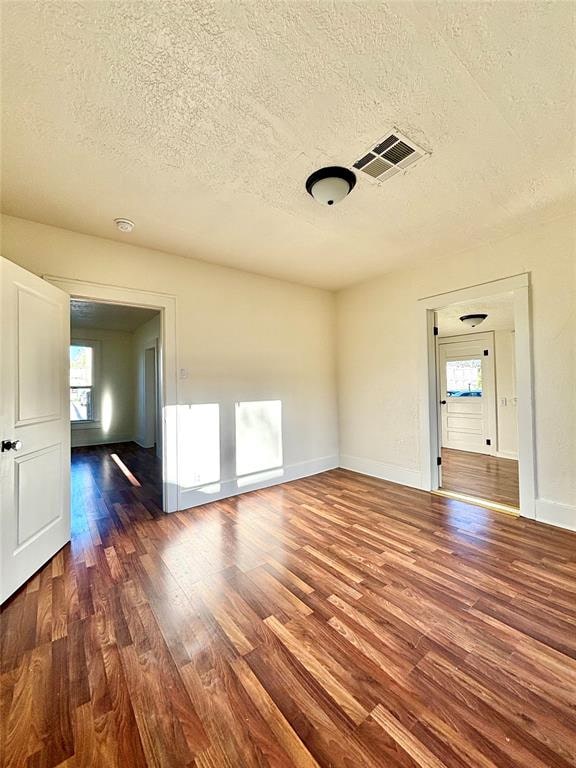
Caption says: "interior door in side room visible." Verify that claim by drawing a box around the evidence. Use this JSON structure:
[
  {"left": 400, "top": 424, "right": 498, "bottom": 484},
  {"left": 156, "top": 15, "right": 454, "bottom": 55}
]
[
  {"left": 438, "top": 333, "right": 496, "bottom": 455},
  {"left": 0, "top": 258, "right": 70, "bottom": 603}
]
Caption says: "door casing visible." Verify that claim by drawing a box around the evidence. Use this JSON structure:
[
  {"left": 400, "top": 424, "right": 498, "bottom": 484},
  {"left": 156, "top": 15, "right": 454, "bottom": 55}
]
[
  {"left": 418, "top": 274, "right": 536, "bottom": 519},
  {"left": 45, "top": 276, "right": 178, "bottom": 513}
]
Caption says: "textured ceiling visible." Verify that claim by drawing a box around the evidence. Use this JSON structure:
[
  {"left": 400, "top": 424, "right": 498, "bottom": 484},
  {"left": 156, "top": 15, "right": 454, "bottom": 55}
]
[
  {"left": 70, "top": 300, "right": 158, "bottom": 332},
  {"left": 2, "top": 1, "right": 575, "bottom": 289},
  {"left": 437, "top": 293, "right": 514, "bottom": 337}
]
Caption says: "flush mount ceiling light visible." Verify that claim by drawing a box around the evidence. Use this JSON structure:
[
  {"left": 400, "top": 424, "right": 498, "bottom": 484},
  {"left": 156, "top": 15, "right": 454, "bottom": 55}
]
[
  {"left": 305, "top": 166, "right": 356, "bottom": 206},
  {"left": 460, "top": 313, "right": 488, "bottom": 328},
  {"left": 114, "top": 217, "right": 135, "bottom": 233}
]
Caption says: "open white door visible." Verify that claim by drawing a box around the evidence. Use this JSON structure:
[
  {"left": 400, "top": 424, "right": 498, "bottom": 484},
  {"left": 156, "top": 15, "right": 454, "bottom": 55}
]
[
  {"left": 1, "top": 258, "right": 70, "bottom": 603},
  {"left": 438, "top": 333, "right": 496, "bottom": 455}
]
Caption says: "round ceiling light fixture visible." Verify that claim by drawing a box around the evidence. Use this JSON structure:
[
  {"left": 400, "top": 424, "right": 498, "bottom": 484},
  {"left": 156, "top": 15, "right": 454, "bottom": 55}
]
[
  {"left": 460, "top": 313, "right": 488, "bottom": 328},
  {"left": 114, "top": 217, "right": 135, "bottom": 233},
  {"left": 305, "top": 166, "right": 356, "bottom": 206}
]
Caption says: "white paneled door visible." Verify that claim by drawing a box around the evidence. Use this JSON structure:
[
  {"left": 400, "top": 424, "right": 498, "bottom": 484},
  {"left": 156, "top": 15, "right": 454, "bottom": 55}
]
[
  {"left": 438, "top": 333, "right": 496, "bottom": 455},
  {"left": 1, "top": 258, "right": 70, "bottom": 603}
]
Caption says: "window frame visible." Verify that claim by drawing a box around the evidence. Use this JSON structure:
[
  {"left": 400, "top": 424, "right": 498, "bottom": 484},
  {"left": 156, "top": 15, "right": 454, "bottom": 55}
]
[
  {"left": 70, "top": 338, "right": 101, "bottom": 429},
  {"left": 445, "top": 356, "right": 483, "bottom": 398}
]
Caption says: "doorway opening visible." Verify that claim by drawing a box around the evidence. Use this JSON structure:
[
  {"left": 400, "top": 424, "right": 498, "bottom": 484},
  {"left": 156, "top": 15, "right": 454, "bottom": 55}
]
[
  {"left": 436, "top": 298, "right": 519, "bottom": 511},
  {"left": 419, "top": 274, "right": 536, "bottom": 519},
  {"left": 46, "top": 275, "right": 179, "bottom": 514},
  {"left": 69, "top": 300, "right": 163, "bottom": 510}
]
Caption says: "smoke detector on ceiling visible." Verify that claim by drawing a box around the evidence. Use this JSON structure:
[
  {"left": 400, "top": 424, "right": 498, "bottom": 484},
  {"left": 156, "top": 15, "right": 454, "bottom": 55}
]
[
  {"left": 114, "top": 217, "right": 135, "bottom": 233},
  {"left": 353, "top": 129, "right": 429, "bottom": 184}
]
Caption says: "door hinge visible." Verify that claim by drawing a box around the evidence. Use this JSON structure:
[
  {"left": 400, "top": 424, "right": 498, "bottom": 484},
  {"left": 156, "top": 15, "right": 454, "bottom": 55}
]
[
  {"left": 433, "top": 326, "right": 439, "bottom": 336},
  {"left": 436, "top": 456, "right": 442, "bottom": 466},
  {"left": 486, "top": 438, "right": 491, "bottom": 446},
  {"left": 484, "top": 349, "right": 489, "bottom": 356}
]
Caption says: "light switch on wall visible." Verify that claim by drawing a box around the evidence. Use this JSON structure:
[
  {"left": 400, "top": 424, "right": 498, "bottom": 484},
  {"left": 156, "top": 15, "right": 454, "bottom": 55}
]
[{"left": 179, "top": 367, "right": 189, "bottom": 379}]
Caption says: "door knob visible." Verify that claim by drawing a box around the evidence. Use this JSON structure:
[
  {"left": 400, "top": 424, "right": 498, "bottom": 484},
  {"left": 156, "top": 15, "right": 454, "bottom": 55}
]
[
  {"left": 440, "top": 400, "right": 447, "bottom": 405},
  {"left": 1, "top": 439, "right": 22, "bottom": 452}
]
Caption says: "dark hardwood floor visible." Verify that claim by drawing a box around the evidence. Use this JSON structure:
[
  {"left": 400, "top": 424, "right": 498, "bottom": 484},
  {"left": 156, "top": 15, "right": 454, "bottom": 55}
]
[
  {"left": 2, "top": 443, "right": 575, "bottom": 767},
  {"left": 441, "top": 447, "right": 520, "bottom": 507}
]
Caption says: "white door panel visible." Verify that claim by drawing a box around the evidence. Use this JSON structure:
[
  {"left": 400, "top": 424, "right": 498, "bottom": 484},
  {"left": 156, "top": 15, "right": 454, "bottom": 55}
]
[
  {"left": 1, "top": 258, "right": 70, "bottom": 603},
  {"left": 438, "top": 333, "right": 496, "bottom": 455},
  {"left": 15, "top": 445, "right": 63, "bottom": 546},
  {"left": 446, "top": 415, "right": 483, "bottom": 432},
  {"left": 17, "top": 286, "right": 63, "bottom": 424}
]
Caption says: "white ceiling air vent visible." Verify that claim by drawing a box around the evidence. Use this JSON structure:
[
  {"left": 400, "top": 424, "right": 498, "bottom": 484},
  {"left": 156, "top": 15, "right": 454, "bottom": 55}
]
[{"left": 352, "top": 130, "right": 429, "bottom": 184}]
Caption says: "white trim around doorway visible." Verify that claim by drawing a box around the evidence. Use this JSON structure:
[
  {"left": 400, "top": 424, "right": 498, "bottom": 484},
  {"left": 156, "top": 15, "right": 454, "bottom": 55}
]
[
  {"left": 44, "top": 275, "right": 178, "bottom": 513},
  {"left": 418, "top": 274, "right": 536, "bottom": 519}
]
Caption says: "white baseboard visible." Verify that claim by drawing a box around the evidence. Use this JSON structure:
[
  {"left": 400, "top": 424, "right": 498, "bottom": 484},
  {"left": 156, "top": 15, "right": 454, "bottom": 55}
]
[
  {"left": 495, "top": 450, "right": 518, "bottom": 460},
  {"left": 134, "top": 437, "right": 155, "bottom": 449},
  {"left": 178, "top": 455, "right": 339, "bottom": 510},
  {"left": 339, "top": 454, "right": 422, "bottom": 490},
  {"left": 71, "top": 434, "right": 134, "bottom": 448},
  {"left": 535, "top": 499, "right": 576, "bottom": 532}
]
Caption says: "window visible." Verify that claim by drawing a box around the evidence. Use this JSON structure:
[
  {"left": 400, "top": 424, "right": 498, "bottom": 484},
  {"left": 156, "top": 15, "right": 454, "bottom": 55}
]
[
  {"left": 446, "top": 359, "right": 483, "bottom": 397},
  {"left": 70, "top": 344, "right": 94, "bottom": 421}
]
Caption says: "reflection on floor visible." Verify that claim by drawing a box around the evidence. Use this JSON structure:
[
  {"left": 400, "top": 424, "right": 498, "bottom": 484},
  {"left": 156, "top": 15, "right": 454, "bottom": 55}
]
[
  {"left": 71, "top": 441, "right": 163, "bottom": 522},
  {"left": 441, "top": 447, "right": 519, "bottom": 507},
  {"left": 2, "top": 456, "right": 575, "bottom": 767}
]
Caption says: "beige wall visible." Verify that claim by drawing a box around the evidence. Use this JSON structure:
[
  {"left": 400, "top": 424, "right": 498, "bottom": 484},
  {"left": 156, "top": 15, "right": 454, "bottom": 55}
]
[
  {"left": 337, "top": 214, "right": 576, "bottom": 529},
  {"left": 1, "top": 215, "right": 339, "bottom": 495},
  {"left": 70, "top": 326, "right": 135, "bottom": 447},
  {"left": 3, "top": 211, "right": 575, "bottom": 530},
  {"left": 494, "top": 330, "right": 518, "bottom": 459}
]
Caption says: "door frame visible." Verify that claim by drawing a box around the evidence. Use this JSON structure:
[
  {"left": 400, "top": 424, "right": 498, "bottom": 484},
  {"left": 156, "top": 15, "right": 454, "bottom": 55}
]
[
  {"left": 437, "top": 331, "right": 497, "bottom": 455},
  {"left": 144, "top": 345, "right": 158, "bottom": 448},
  {"left": 418, "top": 273, "right": 536, "bottom": 519},
  {"left": 45, "top": 275, "right": 178, "bottom": 513}
]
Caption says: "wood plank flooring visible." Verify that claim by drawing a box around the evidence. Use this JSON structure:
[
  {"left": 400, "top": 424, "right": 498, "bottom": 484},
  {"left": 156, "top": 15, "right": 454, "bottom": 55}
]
[
  {"left": 2, "top": 442, "right": 575, "bottom": 767},
  {"left": 441, "top": 448, "right": 520, "bottom": 507}
]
